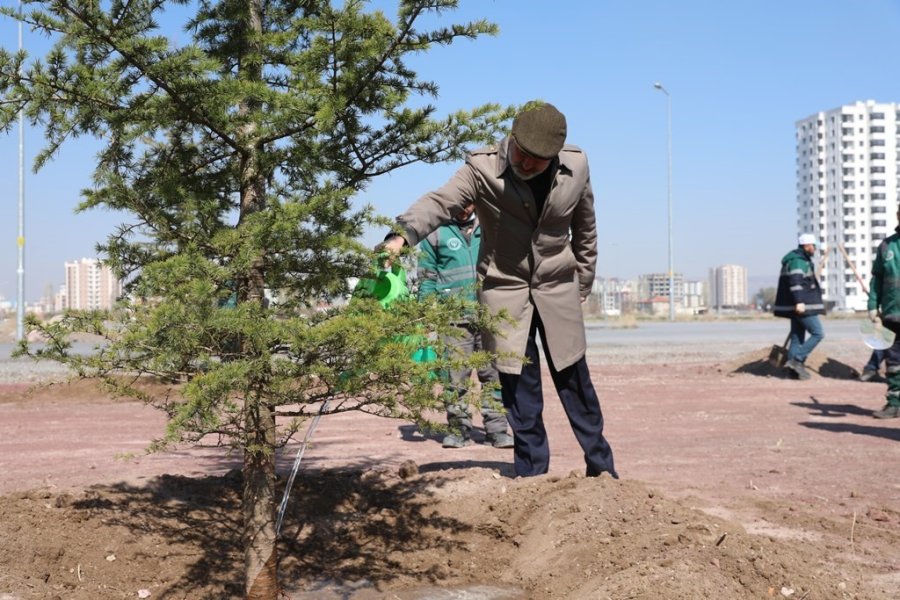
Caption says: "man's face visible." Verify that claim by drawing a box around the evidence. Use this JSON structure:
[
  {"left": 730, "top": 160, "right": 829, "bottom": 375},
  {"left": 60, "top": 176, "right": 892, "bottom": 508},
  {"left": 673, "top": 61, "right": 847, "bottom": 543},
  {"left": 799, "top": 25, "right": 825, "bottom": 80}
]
[
  {"left": 454, "top": 203, "right": 475, "bottom": 224},
  {"left": 802, "top": 243, "right": 816, "bottom": 255},
  {"left": 509, "top": 137, "right": 552, "bottom": 181}
]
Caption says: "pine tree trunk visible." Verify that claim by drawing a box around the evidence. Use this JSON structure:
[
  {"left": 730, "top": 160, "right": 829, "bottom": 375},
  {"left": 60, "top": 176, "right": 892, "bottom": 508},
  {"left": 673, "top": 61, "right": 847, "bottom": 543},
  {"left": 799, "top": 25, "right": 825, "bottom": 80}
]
[
  {"left": 243, "top": 401, "right": 279, "bottom": 599},
  {"left": 237, "top": 0, "right": 275, "bottom": 594}
]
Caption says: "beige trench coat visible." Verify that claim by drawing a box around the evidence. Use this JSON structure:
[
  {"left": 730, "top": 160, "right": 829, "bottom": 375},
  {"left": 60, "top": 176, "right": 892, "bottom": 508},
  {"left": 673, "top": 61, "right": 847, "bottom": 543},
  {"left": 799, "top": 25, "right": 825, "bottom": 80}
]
[{"left": 397, "top": 136, "right": 597, "bottom": 374}]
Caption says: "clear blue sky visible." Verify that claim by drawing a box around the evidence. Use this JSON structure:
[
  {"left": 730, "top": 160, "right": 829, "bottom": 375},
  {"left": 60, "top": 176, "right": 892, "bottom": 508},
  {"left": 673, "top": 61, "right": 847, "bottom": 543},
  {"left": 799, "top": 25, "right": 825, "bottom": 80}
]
[{"left": 3, "top": 0, "right": 900, "bottom": 302}]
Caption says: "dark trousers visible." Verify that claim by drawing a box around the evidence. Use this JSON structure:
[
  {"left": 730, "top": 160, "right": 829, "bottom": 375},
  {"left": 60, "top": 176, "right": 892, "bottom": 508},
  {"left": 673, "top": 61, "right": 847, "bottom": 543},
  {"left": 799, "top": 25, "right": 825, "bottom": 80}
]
[
  {"left": 498, "top": 312, "right": 617, "bottom": 478},
  {"left": 884, "top": 322, "right": 900, "bottom": 406}
]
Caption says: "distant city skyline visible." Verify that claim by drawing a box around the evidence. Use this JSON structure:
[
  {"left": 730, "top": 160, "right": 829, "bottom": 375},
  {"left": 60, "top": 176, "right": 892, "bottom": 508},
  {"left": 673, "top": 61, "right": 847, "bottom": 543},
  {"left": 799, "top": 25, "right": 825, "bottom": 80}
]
[{"left": 3, "top": 1, "right": 900, "bottom": 302}]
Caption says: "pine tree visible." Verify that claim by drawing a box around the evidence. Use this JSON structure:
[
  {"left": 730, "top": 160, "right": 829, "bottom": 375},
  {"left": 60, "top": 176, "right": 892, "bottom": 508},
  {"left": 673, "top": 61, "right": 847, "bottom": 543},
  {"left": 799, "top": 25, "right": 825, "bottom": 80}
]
[{"left": 0, "top": 1, "right": 514, "bottom": 596}]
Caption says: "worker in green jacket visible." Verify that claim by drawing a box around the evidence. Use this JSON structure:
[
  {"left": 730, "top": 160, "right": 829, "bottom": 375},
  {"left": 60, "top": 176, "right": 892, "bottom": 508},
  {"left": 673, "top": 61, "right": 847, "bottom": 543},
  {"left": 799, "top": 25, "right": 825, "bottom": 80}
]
[
  {"left": 773, "top": 233, "right": 825, "bottom": 380},
  {"left": 417, "top": 202, "right": 514, "bottom": 448},
  {"left": 867, "top": 209, "right": 900, "bottom": 419}
]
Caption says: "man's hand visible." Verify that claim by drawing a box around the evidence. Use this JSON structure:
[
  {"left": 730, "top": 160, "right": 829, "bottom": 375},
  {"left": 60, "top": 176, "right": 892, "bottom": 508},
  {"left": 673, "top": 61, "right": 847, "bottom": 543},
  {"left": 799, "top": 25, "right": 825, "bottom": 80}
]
[
  {"left": 869, "top": 309, "right": 880, "bottom": 323},
  {"left": 795, "top": 302, "right": 806, "bottom": 314},
  {"left": 376, "top": 235, "right": 407, "bottom": 265}
]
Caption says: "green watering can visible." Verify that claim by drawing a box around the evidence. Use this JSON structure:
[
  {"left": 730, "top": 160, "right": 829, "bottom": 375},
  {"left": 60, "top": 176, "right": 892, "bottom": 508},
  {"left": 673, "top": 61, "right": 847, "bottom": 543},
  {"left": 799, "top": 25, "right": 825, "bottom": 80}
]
[
  {"left": 352, "top": 262, "right": 436, "bottom": 366},
  {"left": 353, "top": 263, "right": 409, "bottom": 308}
]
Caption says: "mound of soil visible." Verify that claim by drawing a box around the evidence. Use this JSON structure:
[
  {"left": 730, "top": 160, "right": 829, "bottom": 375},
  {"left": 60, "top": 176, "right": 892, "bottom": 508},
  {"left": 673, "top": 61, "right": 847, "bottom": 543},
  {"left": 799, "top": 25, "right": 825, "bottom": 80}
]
[
  {"left": 1, "top": 467, "right": 894, "bottom": 600},
  {"left": 723, "top": 346, "right": 860, "bottom": 380}
]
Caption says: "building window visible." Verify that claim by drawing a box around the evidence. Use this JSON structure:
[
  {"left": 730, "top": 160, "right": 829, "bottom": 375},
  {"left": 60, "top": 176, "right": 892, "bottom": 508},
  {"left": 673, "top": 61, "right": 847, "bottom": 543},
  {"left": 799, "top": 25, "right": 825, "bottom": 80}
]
[
  {"left": 873, "top": 220, "right": 887, "bottom": 227},
  {"left": 872, "top": 166, "right": 886, "bottom": 173},
  {"left": 871, "top": 153, "right": 885, "bottom": 160},
  {"left": 872, "top": 139, "right": 885, "bottom": 146}
]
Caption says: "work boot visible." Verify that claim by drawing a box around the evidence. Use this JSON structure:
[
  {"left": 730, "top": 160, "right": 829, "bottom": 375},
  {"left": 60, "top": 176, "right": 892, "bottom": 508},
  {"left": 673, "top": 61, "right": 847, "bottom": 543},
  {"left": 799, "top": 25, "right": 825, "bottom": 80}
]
[
  {"left": 785, "top": 359, "right": 811, "bottom": 380},
  {"left": 442, "top": 431, "right": 472, "bottom": 448},
  {"left": 485, "top": 432, "right": 514, "bottom": 448},
  {"left": 872, "top": 404, "right": 900, "bottom": 419},
  {"left": 859, "top": 368, "right": 878, "bottom": 382}
]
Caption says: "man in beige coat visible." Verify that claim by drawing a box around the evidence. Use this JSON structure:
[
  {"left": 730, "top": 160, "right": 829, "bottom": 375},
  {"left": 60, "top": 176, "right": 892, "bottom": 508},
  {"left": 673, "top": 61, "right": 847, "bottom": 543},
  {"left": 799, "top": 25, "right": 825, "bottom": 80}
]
[{"left": 382, "top": 102, "right": 616, "bottom": 479}]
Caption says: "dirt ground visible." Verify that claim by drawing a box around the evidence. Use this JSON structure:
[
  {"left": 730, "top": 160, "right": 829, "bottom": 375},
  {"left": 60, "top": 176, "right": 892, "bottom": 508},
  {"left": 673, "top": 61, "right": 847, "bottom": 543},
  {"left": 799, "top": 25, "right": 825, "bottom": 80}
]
[{"left": 1, "top": 342, "right": 899, "bottom": 599}]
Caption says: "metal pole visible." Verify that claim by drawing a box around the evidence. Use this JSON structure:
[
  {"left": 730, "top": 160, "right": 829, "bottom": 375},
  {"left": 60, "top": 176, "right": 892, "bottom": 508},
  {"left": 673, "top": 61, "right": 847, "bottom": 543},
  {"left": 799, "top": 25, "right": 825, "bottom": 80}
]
[
  {"left": 16, "top": 3, "right": 25, "bottom": 341},
  {"left": 654, "top": 82, "right": 674, "bottom": 321}
]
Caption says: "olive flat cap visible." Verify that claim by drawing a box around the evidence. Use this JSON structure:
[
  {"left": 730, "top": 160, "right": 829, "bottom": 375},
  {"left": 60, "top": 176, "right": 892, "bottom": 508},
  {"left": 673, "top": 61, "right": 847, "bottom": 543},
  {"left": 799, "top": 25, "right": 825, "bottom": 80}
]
[{"left": 511, "top": 102, "right": 567, "bottom": 159}]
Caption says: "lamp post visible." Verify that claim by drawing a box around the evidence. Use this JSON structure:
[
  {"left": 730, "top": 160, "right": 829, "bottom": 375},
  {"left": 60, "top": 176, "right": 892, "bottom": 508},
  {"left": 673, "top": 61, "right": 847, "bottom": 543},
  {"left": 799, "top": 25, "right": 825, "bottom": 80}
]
[
  {"left": 16, "top": 2, "right": 25, "bottom": 341},
  {"left": 653, "top": 82, "right": 674, "bottom": 321}
]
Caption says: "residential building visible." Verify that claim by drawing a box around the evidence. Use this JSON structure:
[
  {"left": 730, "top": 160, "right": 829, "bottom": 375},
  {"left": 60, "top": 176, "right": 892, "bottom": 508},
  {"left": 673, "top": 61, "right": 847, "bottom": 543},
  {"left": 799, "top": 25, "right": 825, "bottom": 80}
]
[
  {"left": 795, "top": 100, "right": 900, "bottom": 311},
  {"left": 64, "top": 258, "right": 123, "bottom": 310},
  {"left": 708, "top": 264, "right": 748, "bottom": 310},
  {"left": 592, "top": 277, "right": 636, "bottom": 316},
  {"left": 637, "top": 272, "right": 684, "bottom": 306},
  {"left": 681, "top": 279, "right": 708, "bottom": 312}
]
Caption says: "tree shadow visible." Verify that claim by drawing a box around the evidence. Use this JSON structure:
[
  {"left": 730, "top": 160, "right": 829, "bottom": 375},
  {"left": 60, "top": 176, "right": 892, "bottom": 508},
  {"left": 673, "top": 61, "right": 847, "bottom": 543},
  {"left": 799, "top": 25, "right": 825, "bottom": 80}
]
[
  {"left": 72, "top": 472, "right": 245, "bottom": 599},
  {"left": 790, "top": 395, "right": 875, "bottom": 417},
  {"left": 71, "top": 467, "right": 479, "bottom": 599},
  {"left": 799, "top": 421, "right": 900, "bottom": 442},
  {"left": 277, "top": 468, "right": 474, "bottom": 591}
]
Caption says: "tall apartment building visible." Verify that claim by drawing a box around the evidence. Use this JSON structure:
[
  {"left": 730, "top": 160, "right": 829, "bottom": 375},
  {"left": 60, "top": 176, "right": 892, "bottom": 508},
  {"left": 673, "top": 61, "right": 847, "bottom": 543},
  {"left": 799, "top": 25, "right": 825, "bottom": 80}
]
[
  {"left": 708, "top": 264, "right": 748, "bottom": 309},
  {"left": 796, "top": 100, "right": 900, "bottom": 311},
  {"left": 64, "top": 258, "right": 123, "bottom": 310}
]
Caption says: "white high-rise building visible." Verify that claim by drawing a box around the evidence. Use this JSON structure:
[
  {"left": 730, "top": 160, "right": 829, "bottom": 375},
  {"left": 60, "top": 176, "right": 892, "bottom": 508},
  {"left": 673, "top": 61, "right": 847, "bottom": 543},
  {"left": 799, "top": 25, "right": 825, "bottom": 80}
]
[
  {"left": 708, "top": 264, "right": 748, "bottom": 309},
  {"left": 796, "top": 100, "right": 900, "bottom": 311},
  {"left": 64, "top": 258, "right": 123, "bottom": 311}
]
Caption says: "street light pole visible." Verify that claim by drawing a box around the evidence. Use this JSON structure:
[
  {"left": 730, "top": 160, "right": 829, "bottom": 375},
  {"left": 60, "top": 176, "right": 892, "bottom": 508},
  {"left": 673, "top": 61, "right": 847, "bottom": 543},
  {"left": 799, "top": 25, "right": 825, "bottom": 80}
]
[
  {"left": 16, "top": 2, "right": 25, "bottom": 341},
  {"left": 653, "top": 82, "right": 674, "bottom": 321}
]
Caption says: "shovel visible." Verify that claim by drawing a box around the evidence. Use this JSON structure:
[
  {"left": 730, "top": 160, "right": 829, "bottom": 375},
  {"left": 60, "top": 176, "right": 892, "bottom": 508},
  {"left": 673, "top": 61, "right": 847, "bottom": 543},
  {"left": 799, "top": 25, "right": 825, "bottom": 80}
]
[{"left": 768, "top": 333, "right": 791, "bottom": 368}]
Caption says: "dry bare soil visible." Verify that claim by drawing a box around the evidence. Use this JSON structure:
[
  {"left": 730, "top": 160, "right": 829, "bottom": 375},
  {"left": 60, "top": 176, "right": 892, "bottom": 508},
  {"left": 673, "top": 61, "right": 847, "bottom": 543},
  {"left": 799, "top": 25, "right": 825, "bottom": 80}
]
[{"left": 0, "top": 343, "right": 899, "bottom": 599}]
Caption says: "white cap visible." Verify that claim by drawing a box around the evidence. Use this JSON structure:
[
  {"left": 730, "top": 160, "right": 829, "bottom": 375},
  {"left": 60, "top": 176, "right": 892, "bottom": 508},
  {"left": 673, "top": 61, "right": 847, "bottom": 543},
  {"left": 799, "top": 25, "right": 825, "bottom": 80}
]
[{"left": 798, "top": 233, "right": 816, "bottom": 246}]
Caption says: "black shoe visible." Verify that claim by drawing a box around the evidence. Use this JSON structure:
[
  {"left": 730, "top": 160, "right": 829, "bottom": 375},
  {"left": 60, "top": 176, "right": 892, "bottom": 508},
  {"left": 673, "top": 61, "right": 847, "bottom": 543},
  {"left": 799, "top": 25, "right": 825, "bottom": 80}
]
[
  {"left": 873, "top": 404, "right": 900, "bottom": 419},
  {"left": 859, "top": 368, "right": 878, "bottom": 382}
]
